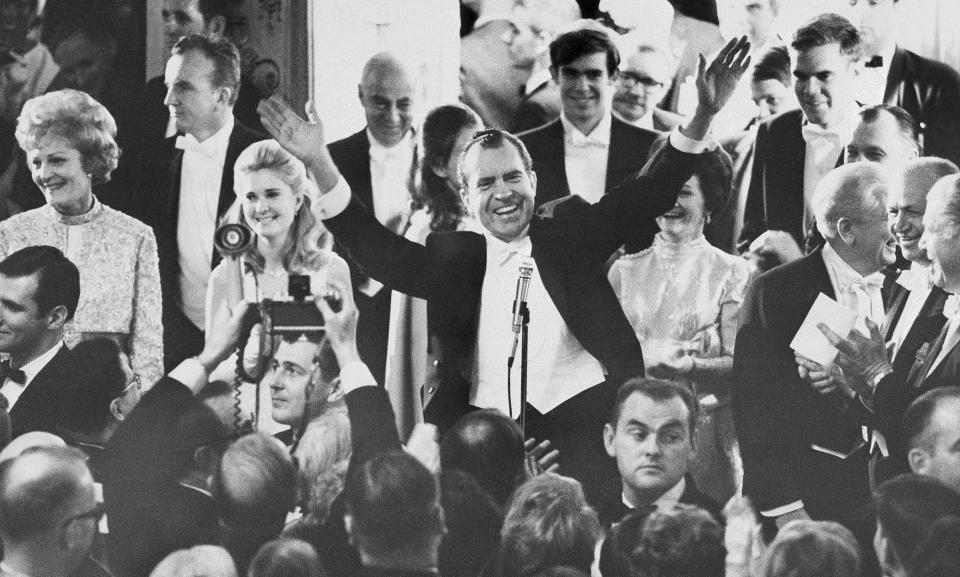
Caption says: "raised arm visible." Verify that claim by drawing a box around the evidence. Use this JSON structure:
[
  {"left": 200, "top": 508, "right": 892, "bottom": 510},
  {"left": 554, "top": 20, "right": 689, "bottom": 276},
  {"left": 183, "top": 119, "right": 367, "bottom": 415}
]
[{"left": 258, "top": 97, "right": 431, "bottom": 299}]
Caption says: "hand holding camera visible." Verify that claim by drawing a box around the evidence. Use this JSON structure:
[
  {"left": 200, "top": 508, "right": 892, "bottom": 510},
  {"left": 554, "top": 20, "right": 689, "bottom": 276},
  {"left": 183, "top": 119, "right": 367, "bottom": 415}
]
[{"left": 315, "top": 279, "right": 360, "bottom": 367}]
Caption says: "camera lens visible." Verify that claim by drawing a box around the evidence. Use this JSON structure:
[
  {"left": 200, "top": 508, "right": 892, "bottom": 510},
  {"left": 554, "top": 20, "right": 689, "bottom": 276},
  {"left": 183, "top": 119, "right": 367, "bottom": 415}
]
[{"left": 214, "top": 222, "right": 255, "bottom": 257}]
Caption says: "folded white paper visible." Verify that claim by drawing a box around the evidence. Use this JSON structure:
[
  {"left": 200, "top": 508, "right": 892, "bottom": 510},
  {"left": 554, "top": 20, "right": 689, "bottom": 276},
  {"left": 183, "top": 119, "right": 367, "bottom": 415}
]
[{"left": 790, "top": 293, "right": 858, "bottom": 367}]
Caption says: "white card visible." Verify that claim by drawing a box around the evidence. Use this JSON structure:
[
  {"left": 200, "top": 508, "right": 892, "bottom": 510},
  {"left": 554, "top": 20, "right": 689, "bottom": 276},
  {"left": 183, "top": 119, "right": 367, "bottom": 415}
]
[{"left": 790, "top": 293, "right": 859, "bottom": 367}]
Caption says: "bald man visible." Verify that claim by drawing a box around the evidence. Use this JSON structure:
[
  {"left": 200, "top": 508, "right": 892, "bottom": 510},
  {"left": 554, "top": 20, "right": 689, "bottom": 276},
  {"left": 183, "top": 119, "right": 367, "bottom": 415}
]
[
  {"left": 328, "top": 52, "right": 418, "bottom": 386},
  {"left": 0, "top": 446, "right": 102, "bottom": 577},
  {"left": 734, "top": 163, "right": 897, "bottom": 531}
]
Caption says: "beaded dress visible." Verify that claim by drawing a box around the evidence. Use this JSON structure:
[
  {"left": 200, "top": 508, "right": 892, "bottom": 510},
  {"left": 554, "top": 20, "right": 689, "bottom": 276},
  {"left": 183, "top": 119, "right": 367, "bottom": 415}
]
[{"left": 0, "top": 198, "right": 163, "bottom": 386}]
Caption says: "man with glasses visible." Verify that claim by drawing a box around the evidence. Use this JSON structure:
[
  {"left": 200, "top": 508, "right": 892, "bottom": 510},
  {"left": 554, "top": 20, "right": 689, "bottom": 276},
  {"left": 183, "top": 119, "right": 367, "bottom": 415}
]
[
  {"left": 612, "top": 44, "right": 684, "bottom": 133},
  {"left": 0, "top": 445, "right": 105, "bottom": 577},
  {"left": 518, "top": 23, "right": 659, "bottom": 207}
]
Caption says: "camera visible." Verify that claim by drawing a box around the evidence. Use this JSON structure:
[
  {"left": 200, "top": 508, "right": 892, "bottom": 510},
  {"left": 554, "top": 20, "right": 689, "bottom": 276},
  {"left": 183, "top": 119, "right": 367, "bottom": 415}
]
[{"left": 261, "top": 275, "right": 328, "bottom": 336}]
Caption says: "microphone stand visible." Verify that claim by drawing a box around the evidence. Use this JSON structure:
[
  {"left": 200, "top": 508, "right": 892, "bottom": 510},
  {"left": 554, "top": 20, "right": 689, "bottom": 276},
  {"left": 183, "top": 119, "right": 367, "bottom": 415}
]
[{"left": 518, "top": 300, "right": 530, "bottom": 436}]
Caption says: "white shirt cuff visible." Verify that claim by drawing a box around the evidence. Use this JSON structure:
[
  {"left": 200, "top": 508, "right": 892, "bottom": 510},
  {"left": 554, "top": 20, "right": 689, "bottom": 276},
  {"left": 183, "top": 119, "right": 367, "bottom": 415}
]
[
  {"left": 168, "top": 357, "right": 208, "bottom": 395},
  {"left": 761, "top": 500, "right": 805, "bottom": 518},
  {"left": 312, "top": 176, "right": 352, "bottom": 220},
  {"left": 340, "top": 361, "right": 377, "bottom": 394},
  {"left": 669, "top": 128, "right": 716, "bottom": 154}
]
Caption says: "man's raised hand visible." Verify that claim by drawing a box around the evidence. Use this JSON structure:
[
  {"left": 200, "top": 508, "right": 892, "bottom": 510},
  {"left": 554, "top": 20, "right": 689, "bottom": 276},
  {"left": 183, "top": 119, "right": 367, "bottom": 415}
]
[
  {"left": 696, "top": 36, "right": 751, "bottom": 117},
  {"left": 257, "top": 96, "right": 327, "bottom": 166}
]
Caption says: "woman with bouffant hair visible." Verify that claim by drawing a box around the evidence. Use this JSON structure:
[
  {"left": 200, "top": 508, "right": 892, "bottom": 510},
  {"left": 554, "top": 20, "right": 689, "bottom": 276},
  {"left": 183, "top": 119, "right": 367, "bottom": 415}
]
[{"left": 1, "top": 88, "right": 163, "bottom": 385}]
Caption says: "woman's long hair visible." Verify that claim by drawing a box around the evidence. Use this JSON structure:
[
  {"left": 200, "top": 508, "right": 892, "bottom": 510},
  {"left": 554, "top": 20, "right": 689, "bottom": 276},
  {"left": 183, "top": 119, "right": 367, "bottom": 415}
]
[
  {"left": 410, "top": 104, "right": 482, "bottom": 232},
  {"left": 226, "top": 140, "right": 332, "bottom": 274}
]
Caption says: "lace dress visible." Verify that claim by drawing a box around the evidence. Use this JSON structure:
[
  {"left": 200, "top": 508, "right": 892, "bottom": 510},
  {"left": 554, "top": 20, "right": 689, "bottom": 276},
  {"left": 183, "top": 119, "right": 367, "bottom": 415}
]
[
  {"left": 0, "top": 199, "right": 163, "bottom": 386},
  {"left": 608, "top": 233, "right": 753, "bottom": 504}
]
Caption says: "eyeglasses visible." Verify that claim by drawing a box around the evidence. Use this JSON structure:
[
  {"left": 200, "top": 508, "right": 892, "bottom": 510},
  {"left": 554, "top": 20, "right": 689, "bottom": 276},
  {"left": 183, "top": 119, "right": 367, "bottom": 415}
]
[
  {"left": 120, "top": 373, "right": 141, "bottom": 396},
  {"left": 619, "top": 71, "right": 666, "bottom": 89}
]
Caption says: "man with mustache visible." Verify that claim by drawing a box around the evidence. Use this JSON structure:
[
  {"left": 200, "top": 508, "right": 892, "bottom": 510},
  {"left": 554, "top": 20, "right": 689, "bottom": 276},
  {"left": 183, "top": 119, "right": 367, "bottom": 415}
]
[
  {"left": 741, "top": 13, "right": 863, "bottom": 266},
  {"left": 260, "top": 38, "right": 751, "bottom": 504}
]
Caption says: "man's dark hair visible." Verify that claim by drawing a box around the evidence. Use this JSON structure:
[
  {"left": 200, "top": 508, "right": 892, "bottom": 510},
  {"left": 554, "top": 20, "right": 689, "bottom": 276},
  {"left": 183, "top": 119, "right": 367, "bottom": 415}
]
[
  {"left": 346, "top": 450, "right": 444, "bottom": 556},
  {"left": 172, "top": 34, "right": 241, "bottom": 105},
  {"left": 197, "top": 0, "right": 245, "bottom": 23},
  {"left": 457, "top": 128, "right": 533, "bottom": 192},
  {"left": 903, "top": 386, "right": 960, "bottom": 451},
  {"left": 610, "top": 505, "right": 725, "bottom": 577},
  {"left": 439, "top": 469, "right": 505, "bottom": 577},
  {"left": 608, "top": 378, "right": 699, "bottom": 440},
  {"left": 440, "top": 409, "right": 525, "bottom": 506},
  {"left": 752, "top": 45, "right": 791, "bottom": 87},
  {"left": 61, "top": 338, "right": 125, "bottom": 437},
  {"left": 875, "top": 474, "right": 960, "bottom": 576},
  {"left": 0, "top": 245, "right": 80, "bottom": 321},
  {"left": 791, "top": 13, "right": 863, "bottom": 60},
  {"left": 549, "top": 24, "right": 620, "bottom": 76},
  {"left": 860, "top": 104, "right": 922, "bottom": 155},
  {"left": 0, "top": 446, "right": 89, "bottom": 542}
]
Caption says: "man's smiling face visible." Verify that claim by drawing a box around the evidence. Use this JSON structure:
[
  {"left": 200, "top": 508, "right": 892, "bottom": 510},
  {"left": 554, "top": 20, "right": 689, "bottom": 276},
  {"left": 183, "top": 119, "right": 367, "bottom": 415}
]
[{"left": 462, "top": 141, "right": 537, "bottom": 243}]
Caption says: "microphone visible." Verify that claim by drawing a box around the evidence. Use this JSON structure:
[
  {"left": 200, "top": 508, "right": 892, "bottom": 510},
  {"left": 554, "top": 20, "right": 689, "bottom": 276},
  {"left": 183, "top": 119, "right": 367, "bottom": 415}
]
[{"left": 508, "top": 262, "right": 534, "bottom": 365}]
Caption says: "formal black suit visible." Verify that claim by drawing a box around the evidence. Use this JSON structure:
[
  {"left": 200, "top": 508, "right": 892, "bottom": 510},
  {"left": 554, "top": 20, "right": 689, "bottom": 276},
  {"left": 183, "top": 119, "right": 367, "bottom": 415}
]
[
  {"left": 597, "top": 474, "right": 721, "bottom": 528},
  {"left": 133, "top": 122, "right": 265, "bottom": 370},
  {"left": 884, "top": 47, "right": 960, "bottom": 167},
  {"left": 518, "top": 114, "right": 659, "bottom": 206},
  {"left": 740, "top": 108, "right": 840, "bottom": 250},
  {"left": 733, "top": 249, "right": 873, "bottom": 526},
  {"left": 8, "top": 345, "right": 77, "bottom": 439},
  {"left": 104, "top": 376, "right": 220, "bottom": 577},
  {"left": 328, "top": 129, "right": 409, "bottom": 387},
  {"left": 321, "top": 140, "right": 702, "bottom": 502},
  {"left": 512, "top": 78, "right": 560, "bottom": 133}
]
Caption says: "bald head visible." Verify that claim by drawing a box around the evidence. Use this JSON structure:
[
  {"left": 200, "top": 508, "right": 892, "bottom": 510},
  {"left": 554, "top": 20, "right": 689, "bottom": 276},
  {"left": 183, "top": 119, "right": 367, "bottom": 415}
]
[
  {"left": 891, "top": 158, "right": 960, "bottom": 264},
  {"left": 0, "top": 447, "right": 95, "bottom": 545},
  {"left": 358, "top": 52, "right": 417, "bottom": 147},
  {"left": 814, "top": 162, "right": 897, "bottom": 274}
]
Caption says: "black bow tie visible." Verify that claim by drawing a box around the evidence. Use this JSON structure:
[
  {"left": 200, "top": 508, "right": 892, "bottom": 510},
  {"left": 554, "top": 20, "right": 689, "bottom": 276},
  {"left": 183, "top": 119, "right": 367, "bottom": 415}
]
[
  {"left": 865, "top": 55, "right": 884, "bottom": 68},
  {"left": 0, "top": 360, "right": 26, "bottom": 385}
]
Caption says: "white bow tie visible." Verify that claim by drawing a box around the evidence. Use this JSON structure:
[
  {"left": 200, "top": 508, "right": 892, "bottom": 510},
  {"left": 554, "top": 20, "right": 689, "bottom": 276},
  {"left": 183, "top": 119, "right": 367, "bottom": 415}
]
[
  {"left": 369, "top": 143, "right": 408, "bottom": 163},
  {"left": 841, "top": 272, "right": 884, "bottom": 294},
  {"left": 175, "top": 134, "right": 222, "bottom": 158},
  {"left": 568, "top": 130, "right": 608, "bottom": 148},
  {"left": 801, "top": 123, "right": 843, "bottom": 145},
  {"left": 492, "top": 235, "right": 532, "bottom": 266}
]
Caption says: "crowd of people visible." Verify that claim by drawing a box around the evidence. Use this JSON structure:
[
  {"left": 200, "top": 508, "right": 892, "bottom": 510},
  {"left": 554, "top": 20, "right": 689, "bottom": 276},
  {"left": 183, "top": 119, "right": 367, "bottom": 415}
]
[{"left": 1, "top": 0, "right": 960, "bottom": 576}]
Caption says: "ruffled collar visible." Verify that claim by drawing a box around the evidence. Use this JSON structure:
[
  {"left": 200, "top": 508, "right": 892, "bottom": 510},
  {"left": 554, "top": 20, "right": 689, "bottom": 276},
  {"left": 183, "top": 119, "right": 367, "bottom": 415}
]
[
  {"left": 48, "top": 196, "right": 103, "bottom": 225},
  {"left": 651, "top": 232, "right": 709, "bottom": 260}
]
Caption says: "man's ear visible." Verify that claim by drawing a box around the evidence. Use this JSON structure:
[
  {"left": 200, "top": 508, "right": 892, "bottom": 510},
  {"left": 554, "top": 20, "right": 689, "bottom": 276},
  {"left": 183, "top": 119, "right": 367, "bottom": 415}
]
[
  {"left": 603, "top": 423, "right": 617, "bottom": 458},
  {"left": 45, "top": 304, "right": 69, "bottom": 330},
  {"left": 357, "top": 84, "right": 365, "bottom": 104},
  {"left": 907, "top": 447, "right": 929, "bottom": 474},
  {"left": 528, "top": 169, "right": 537, "bottom": 193},
  {"left": 836, "top": 217, "right": 856, "bottom": 246},
  {"left": 109, "top": 397, "right": 125, "bottom": 422},
  {"left": 326, "top": 377, "right": 344, "bottom": 405},
  {"left": 204, "top": 14, "right": 228, "bottom": 39},
  {"left": 194, "top": 445, "right": 220, "bottom": 478}
]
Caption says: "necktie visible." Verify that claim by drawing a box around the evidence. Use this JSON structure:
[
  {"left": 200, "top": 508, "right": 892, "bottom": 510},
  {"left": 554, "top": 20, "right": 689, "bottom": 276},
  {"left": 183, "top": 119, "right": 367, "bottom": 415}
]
[
  {"left": 865, "top": 55, "right": 883, "bottom": 68},
  {"left": 0, "top": 360, "right": 26, "bottom": 385}
]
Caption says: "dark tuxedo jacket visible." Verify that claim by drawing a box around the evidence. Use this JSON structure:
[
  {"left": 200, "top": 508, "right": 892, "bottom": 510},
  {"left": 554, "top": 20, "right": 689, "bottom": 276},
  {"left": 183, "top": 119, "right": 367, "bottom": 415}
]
[
  {"left": 104, "top": 376, "right": 220, "bottom": 577},
  {"left": 733, "top": 249, "right": 873, "bottom": 523},
  {"left": 518, "top": 115, "right": 659, "bottom": 206},
  {"left": 741, "top": 108, "right": 841, "bottom": 249},
  {"left": 327, "top": 129, "right": 401, "bottom": 385},
  {"left": 322, "top": 141, "right": 701, "bottom": 432},
  {"left": 597, "top": 474, "right": 721, "bottom": 529},
  {"left": 885, "top": 47, "right": 960, "bottom": 167},
  {"left": 512, "top": 79, "right": 561, "bottom": 133},
  {"left": 8, "top": 345, "right": 76, "bottom": 439},
  {"left": 133, "top": 122, "right": 264, "bottom": 318}
]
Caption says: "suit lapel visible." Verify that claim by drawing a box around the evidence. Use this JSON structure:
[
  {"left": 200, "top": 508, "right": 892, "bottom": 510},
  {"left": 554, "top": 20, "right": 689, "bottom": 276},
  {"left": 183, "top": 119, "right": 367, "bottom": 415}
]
[
  {"left": 9, "top": 346, "right": 68, "bottom": 434},
  {"left": 884, "top": 47, "right": 907, "bottom": 106},
  {"left": 541, "top": 120, "right": 569, "bottom": 200},
  {"left": 882, "top": 282, "right": 910, "bottom": 341}
]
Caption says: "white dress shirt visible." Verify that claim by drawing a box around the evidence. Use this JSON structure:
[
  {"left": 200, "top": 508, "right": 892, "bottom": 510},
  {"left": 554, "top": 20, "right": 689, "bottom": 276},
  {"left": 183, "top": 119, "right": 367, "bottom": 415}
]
[
  {"left": 822, "top": 243, "right": 886, "bottom": 334},
  {"left": 890, "top": 264, "right": 934, "bottom": 358},
  {"left": 177, "top": 117, "right": 234, "bottom": 329},
  {"left": 367, "top": 129, "right": 415, "bottom": 234},
  {"left": 858, "top": 44, "right": 897, "bottom": 107},
  {"left": 0, "top": 342, "right": 64, "bottom": 408},
  {"left": 561, "top": 112, "right": 612, "bottom": 204},
  {"left": 801, "top": 106, "right": 859, "bottom": 236}
]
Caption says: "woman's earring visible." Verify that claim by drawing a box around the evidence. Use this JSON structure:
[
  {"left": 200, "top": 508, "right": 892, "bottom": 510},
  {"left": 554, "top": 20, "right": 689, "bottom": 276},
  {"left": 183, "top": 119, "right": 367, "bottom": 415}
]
[{"left": 705, "top": 213, "right": 712, "bottom": 224}]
